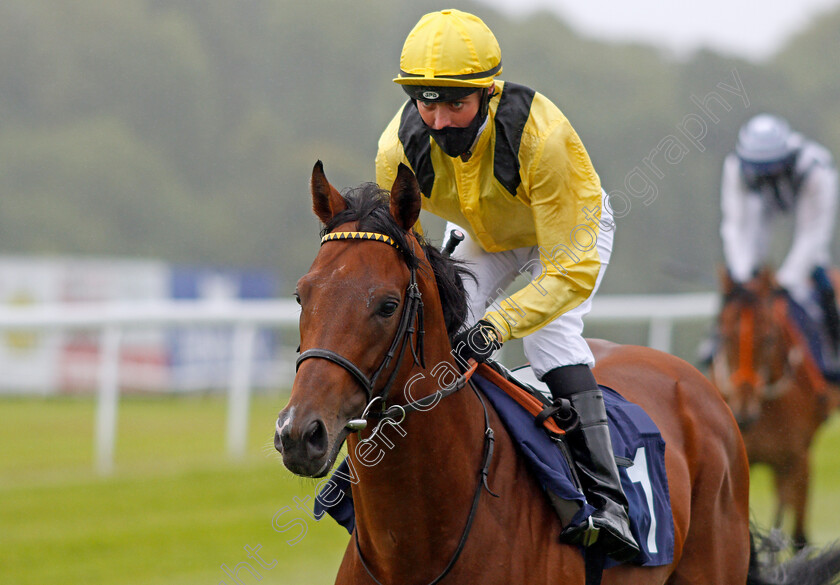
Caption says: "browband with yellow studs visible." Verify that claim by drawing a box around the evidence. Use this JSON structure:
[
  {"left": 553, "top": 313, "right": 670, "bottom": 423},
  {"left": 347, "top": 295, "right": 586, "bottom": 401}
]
[{"left": 321, "top": 231, "right": 400, "bottom": 250}]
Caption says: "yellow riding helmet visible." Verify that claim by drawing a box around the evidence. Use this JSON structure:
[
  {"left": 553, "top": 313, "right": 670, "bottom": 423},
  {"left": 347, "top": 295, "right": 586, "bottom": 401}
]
[{"left": 394, "top": 9, "right": 502, "bottom": 96}]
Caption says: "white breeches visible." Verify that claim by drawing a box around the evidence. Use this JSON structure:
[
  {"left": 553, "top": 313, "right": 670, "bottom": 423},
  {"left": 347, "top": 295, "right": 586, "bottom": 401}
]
[{"left": 446, "top": 190, "right": 614, "bottom": 379}]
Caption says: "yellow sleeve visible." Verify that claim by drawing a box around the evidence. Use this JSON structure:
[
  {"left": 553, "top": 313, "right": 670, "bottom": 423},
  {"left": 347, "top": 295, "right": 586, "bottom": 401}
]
[
  {"left": 482, "top": 117, "right": 604, "bottom": 342},
  {"left": 375, "top": 109, "right": 405, "bottom": 192}
]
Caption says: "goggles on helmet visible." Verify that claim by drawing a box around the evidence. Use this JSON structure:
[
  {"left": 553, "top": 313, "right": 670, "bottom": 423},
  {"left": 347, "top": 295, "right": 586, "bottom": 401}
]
[{"left": 401, "top": 85, "right": 480, "bottom": 103}]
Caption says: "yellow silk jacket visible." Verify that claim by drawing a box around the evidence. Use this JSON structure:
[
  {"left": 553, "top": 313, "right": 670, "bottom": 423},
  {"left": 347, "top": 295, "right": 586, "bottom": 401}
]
[{"left": 375, "top": 80, "right": 606, "bottom": 342}]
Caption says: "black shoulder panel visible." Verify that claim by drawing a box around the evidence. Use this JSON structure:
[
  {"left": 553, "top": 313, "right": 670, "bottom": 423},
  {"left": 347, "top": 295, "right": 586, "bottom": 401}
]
[
  {"left": 493, "top": 83, "right": 535, "bottom": 196},
  {"left": 398, "top": 103, "right": 435, "bottom": 198}
]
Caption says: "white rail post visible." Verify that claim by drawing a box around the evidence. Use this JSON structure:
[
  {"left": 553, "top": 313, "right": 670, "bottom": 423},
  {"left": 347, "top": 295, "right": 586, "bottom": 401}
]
[
  {"left": 95, "top": 324, "right": 122, "bottom": 475},
  {"left": 227, "top": 323, "right": 257, "bottom": 459},
  {"left": 648, "top": 316, "right": 674, "bottom": 353}
]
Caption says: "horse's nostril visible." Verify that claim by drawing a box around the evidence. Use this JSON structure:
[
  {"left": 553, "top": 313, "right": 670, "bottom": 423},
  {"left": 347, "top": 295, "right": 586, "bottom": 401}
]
[{"left": 304, "top": 419, "right": 328, "bottom": 459}]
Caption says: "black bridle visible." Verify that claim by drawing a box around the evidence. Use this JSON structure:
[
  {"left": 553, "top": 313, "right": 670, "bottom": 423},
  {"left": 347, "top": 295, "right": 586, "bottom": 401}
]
[{"left": 295, "top": 231, "right": 426, "bottom": 422}]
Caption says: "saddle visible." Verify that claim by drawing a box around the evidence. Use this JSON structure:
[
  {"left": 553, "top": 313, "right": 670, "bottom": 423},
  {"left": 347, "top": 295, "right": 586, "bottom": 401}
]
[
  {"left": 785, "top": 292, "right": 840, "bottom": 384},
  {"left": 315, "top": 361, "right": 675, "bottom": 568}
]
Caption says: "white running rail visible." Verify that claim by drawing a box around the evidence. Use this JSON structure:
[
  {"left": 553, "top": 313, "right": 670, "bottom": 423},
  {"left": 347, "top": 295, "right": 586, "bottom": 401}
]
[{"left": 0, "top": 294, "right": 718, "bottom": 474}]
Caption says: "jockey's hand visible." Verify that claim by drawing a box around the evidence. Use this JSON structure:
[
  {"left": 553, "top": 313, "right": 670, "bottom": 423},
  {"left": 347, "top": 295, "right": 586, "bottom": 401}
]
[{"left": 452, "top": 319, "right": 502, "bottom": 367}]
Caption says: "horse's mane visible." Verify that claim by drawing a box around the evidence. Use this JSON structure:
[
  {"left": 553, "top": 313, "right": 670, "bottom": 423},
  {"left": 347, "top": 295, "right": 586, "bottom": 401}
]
[
  {"left": 321, "top": 182, "right": 472, "bottom": 340},
  {"left": 723, "top": 279, "right": 787, "bottom": 309},
  {"left": 723, "top": 284, "right": 758, "bottom": 306}
]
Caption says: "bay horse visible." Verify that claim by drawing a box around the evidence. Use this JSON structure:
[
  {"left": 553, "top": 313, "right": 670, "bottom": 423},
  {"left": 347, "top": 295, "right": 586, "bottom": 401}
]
[
  {"left": 710, "top": 268, "right": 837, "bottom": 549},
  {"left": 275, "top": 161, "right": 840, "bottom": 584}
]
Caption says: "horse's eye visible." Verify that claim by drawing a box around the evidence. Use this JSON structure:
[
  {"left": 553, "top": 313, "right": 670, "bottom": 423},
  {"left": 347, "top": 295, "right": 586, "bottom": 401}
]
[
  {"left": 378, "top": 300, "right": 400, "bottom": 317},
  {"left": 293, "top": 293, "right": 301, "bottom": 305}
]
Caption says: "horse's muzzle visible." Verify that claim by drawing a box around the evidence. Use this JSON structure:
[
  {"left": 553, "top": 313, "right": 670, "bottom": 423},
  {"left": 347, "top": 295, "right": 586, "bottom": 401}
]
[{"left": 275, "top": 410, "right": 332, "bottom": 477}]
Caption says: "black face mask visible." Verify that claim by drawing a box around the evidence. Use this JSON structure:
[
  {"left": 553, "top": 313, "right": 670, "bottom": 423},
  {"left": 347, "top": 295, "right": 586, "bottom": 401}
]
[{"left": 426, "top": 109, "right": 485, "bottom": 158}]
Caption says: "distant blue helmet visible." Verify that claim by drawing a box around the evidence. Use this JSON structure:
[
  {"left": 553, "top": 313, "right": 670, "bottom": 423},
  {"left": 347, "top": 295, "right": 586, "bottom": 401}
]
[{"left": 736, "top": 114, "right": 800, "bottom": 177}]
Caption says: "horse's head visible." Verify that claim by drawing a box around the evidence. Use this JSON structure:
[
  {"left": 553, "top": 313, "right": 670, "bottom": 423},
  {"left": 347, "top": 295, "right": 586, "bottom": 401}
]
[
  {"left": 712, "top": 268, "right": 790, "bottom": 428},
  {"left": 275, "top": 162, "right": 469, "bottom": 477}
]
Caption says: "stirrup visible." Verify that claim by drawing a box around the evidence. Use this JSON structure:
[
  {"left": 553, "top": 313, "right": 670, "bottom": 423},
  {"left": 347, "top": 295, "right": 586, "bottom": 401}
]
[
  {"left": 581, "top": 515, "right": 600, "bottom": 547},
  {"left": 560, "top": 514, "right": 600, "bottom": 547}
]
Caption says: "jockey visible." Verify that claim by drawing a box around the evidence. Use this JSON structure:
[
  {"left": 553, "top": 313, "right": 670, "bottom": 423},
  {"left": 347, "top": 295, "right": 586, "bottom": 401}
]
[
  {"left": 721, "top": 114, "right": 840, "bottom": 366},
  {"left": 375, "top": 9, "right": 638, "bottom": 562}
]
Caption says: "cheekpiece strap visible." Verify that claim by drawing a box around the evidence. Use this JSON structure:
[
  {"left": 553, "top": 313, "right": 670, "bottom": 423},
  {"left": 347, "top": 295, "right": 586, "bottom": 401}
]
[{"left": 321, "top": 231, "right": 400, "bottom": 250}]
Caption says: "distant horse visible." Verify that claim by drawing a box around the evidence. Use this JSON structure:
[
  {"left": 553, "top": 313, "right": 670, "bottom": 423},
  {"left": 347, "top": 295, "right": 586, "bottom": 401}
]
[
  {"left": 275, "top": 161, "right": 840, "bottom": 584},
  {"left": 710, "top": 268, "right": 836, "bottom": 549}
]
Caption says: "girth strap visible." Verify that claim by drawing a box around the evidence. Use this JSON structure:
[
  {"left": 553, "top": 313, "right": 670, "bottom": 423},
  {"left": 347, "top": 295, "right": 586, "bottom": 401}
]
[{"left": 584, "top": 546, "right": 606, "bottom": 585}]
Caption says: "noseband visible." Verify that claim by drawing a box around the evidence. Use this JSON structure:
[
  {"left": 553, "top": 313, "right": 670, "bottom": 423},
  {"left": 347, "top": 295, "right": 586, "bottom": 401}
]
[{"left": 295, "top": 231, "right": 426, "bottom": 420}]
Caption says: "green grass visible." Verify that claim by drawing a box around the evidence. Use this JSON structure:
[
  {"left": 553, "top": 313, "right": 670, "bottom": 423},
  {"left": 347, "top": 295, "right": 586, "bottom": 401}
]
[
  {"left": 1, "top": 394, "right": 839, "bottom": 584},
  {"left": 0, "top": 393, "right": 349, "bottom": 585},
  {"left": 748, "top": 412, "right": 840, "bottom": 546}
]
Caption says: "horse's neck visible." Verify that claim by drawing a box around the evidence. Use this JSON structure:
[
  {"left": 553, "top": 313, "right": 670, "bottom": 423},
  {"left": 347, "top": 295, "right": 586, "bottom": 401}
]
[
  {"left": 347, "top": 341, "right": 489, "bottom": 554},
  {"left": 349, "top": 340, "right": 485, "bottom": 483}
]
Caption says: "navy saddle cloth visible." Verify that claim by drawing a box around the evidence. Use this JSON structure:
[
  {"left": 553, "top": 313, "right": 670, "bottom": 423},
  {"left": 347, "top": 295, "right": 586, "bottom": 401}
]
[{"left": 314, "top": 372, "right": 674, "bottom": 568}]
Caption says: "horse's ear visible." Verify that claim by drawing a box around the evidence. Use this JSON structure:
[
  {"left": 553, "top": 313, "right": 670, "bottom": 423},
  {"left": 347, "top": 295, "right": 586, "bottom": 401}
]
[
  {"left": 311, "top": 160, "right": 347, "bottom": 225},
  {"left": 389, "top": 163, "right": 421, "bottom": 231},
  {"left": 719, "top": 265, "right": 736, "bottom": 295}
]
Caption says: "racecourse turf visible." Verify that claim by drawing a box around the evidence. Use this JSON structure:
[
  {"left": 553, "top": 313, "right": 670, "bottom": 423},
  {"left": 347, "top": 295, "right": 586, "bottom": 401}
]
[{"left": 1, "top": 393, "right": 839, "bottom": 585}]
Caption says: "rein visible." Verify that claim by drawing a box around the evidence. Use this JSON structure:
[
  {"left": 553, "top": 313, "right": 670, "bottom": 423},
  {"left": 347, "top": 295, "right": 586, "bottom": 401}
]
[
  {"left": 364, "top": 360, "right": 479, "bottom": 427},
  {"left": 354, "top": 376, "right": 498, "bottom": 585}
]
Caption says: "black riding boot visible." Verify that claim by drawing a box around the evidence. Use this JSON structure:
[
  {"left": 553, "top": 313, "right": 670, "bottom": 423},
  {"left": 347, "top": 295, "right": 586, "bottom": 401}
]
[{"left": 542, "top": 365, "right": 640, "bottom": 563}]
